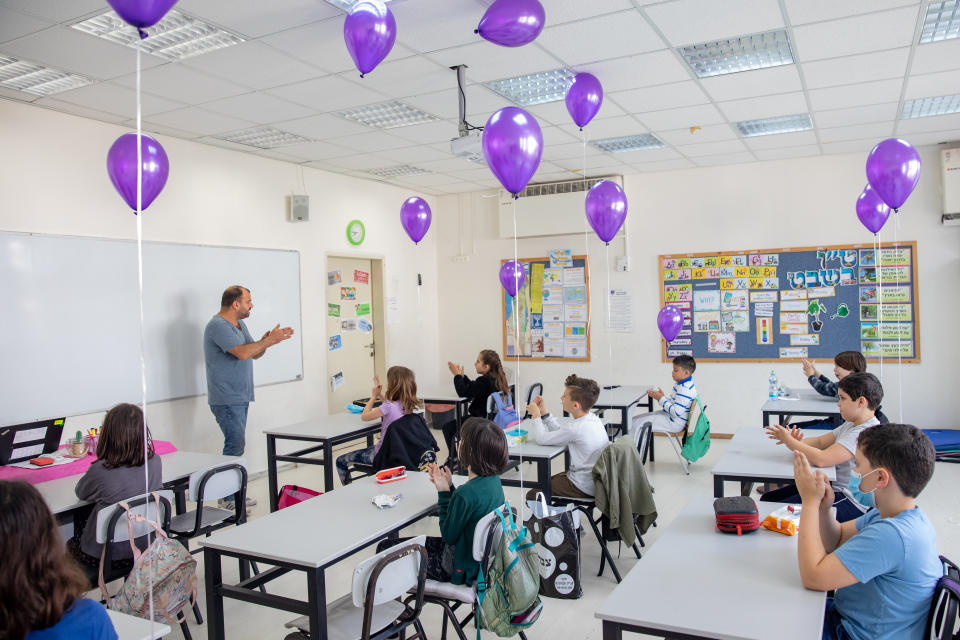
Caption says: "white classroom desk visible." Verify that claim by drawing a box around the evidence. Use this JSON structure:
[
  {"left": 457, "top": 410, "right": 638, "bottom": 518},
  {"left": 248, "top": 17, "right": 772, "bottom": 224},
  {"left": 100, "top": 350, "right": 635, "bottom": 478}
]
[
  {"left": 712, "top": 428, "right": 835, "bottom": 497},
  {"left": 263, "top": 412, "right": 383, "bottom": 509},
  {"left": 762, "top": 387, "right": 841, "bottom": 426},
  {"left": 592, "top": 384, "right": 655, "bottom": 429},
  {"left": 596, "top": 497, "right": 825, "bottom": 640},
  {"left": 503, "top": 440, "right": 568, "bottom": 502},
  {"left": 105, "top": 607, "right": 171, "bottom": 639},
  {"left": 201, "top": 470, "right": 454, "bottom": 640}
]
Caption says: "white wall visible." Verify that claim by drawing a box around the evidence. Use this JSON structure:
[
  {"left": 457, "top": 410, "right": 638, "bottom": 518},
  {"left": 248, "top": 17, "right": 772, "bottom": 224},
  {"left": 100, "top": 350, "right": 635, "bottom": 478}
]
[
  {"left": 0, "top": 99, "right": 442, "bottom": 473},
  {"left": 434, "top": 148, "right": 960, "bottom": 433}
]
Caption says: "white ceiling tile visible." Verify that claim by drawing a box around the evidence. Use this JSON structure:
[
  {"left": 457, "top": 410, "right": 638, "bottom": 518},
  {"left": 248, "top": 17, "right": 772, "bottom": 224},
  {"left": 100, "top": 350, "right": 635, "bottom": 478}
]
[
  {"left": 176, "top": 0, "right": 341, "bottom": 39},
  {"left": 0, "top": 7, "right": 51, "bottom": 43},
  {"left": 53, "top": 82, "right": 185, "bottom": 117},
  {"left": 753, "top": 145, "right": 822, "bottom": 161},
  {"left": 443, "top": 165, "right": 496, "bottom": 180},
  {"left": 389, "top": 119, "right": 461, "bottom": 144},
  {"left": 346, "top": 55, "right": 456, "bottom": 99},
  {"left": 253, "top": 148, "right": 311, "bottom": 163},
  {"left": 700, "top": 66, "right": 803, "bottom": 102},
  {"left": 545, "top": 0, "right": 636, "bottom": 25},
  {"left": 792, "top": 7, "right": 919, "bottom": 62},
  {"left": 407, "top": 157, "right": 478, "bottom": 173},
  {"left": 657, "top": 124, "right": 738, "bottom": 146},
  {"left": 643, "top": 0, "right": 785, "bottom": 46},
  {"left": 267, "top": 75, "right": 389, "bottom": 112},
  {"left": 2, "top": 26, "right": 163, "bottom": 79},
  {"left": 431, "top": 182, "right": 487, "bottom": 193},
  {"left": 801, "top": 48, "right": 909, "bottom": 89},
  {"left": 395, "top": 172, "right": 466, "bottom": 187},
  {"left": 582, "top": 164, "right": 629, "bottom": 177},
  {"left": 626, "top": 158, "right": 696, "bottom": 172},
  {"left": 609, "top": 80, "right": 709, "bottom": 113},
  {"left": 675, "top": 139, "right": 748, "bottom": 156},
  {"left": 378, "top": 143, "right": 454, "bottom": 164},
  {"left": 138, "top": 121, "right": 203, "bottom": 140},
  {"left": 1, "top": 0, "right": 107, "bottom": 22},
  {"left": 114, "top": 64, "right": 250, "bottom": 104},
  {"left": 911, "top": 39, "right": 960, "bottom": 76},
  {"left": 536, "top": 11, "right": 664, "bottom": 66},
  {"left": 819, "top": 121, "right": 894, "bottom": 143},
  {"left": 392, "top": 0, "right": 488, "bottom": 53},
  {"left": 896, "top": 112, "right": 960, "bottom": 135},
  {"left": 279, "top": 139, "right": 356, "bottom": 161},
  {"left": 610, "top": 147, "right": 683, "bottom": 163},
  {"left": 202, "top": 92, "right": 316, "bottom": 124},
  {"left": 576, "top": 50, "right": 691, "bottom": 93},
  {"left": 744, "top": 130, "right": 819, "bottom": 150},
  {"left": 692, "top": 151, "right": 757, "bottom": 167},
  {"left": 145, "top": 106, "right": 256, "bottom": 136},
  {"left": 33, "top": 97, "right": 129, "bottom": 123},
  {"left": 580, "top": 115, "right": 647, "bottom": 139},
  {"left": 525, "top": 99, "right": 629, "bottom": 127},
  {"left": 405, "top": 86, "right": 504, "bottom": 122},
  {"left": 273, "top": 113, "right": 372, "bottom": 139},
  {"left": 551, "top": 156, "right": 622, "bottom": 171},
  {"left": 636, "top": 103, "right": 727, "bottom": 131},
  {"left": 905, "top": 70, "right": 960, "bottom": 100},
  {"left": 540, "top": 125, "right": 580, "bottom": 145},
  {"left": 813, "top": 102, "right": 900, "bottom": 128},
  {"left": 784, "top": 0, "right": 920, "bottom": 25},
  {"left": 0, "top": 86, "right": 39, "bottom": 102},
  {"left": 807, "top": 78, "right": 903, "bottom": 111},
  {"left": 327, "top": 131, "right": 416, "bottom": 154},
  {"left": 821, "top": 138, "right": 879, "bottom": 155},
  {"left": 898, "top": 131, "right": 960, "bottom": 146},
  {"left": 194, "top": 135, "right": 263, "bottom": 153},
  {"left": 181, "top": 41, "right": 324, "bottom": 91},
  {"left": 542, "top": 141, "right": 610, "bottom": 161},
  {"left": 327, "top": 154, "right": 402, "bottom": 170},
  {"left": 717, "top": 92, "right": 808, "bottom": 122},
  {"left": 426, "top": 41, "right": 563, "bottom": 84}
]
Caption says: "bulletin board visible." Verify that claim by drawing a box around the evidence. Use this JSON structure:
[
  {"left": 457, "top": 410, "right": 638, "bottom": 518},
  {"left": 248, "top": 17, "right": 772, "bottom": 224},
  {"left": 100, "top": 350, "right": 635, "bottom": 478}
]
[
  {"left": 658, "top": 241, "right": 920, "bottom": 363},
  {"left": 501, "top": 255, "right": 591, "bottom": 362}
]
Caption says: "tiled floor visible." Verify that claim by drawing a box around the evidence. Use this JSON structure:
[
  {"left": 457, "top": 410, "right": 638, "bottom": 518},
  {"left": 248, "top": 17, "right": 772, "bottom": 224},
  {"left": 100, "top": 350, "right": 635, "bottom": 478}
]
[{"left": 161, "top": 433, "right": 959, "bottom": 640}]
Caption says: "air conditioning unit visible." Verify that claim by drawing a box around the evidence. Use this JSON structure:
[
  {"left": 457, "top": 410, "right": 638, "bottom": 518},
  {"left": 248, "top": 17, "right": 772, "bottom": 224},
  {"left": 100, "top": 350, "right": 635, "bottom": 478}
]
[
  {"left": 497, "top": 176, "right": 624, "bottom": 238},
  {"left": 941, "top": 148, "right": 960, "bottom": 218}
]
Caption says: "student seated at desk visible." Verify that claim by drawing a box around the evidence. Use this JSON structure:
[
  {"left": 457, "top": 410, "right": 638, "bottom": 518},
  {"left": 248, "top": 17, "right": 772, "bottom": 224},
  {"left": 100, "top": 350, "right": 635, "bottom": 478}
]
[
  {"left": 797, "top": 352, "right": 888, "bottom": 427},
  {"left": 522, "top": 374, "right": 608, "bottom": 500},
  {"left": 630, "top": 354, "right": 698, "bottom": 439},
  {"left": 67, "top": 403, "right": 162, "bottom": 577},
  {"left": 0, "top": 480, "right": 117, "bottom": 640},
  {"left": 762, "top": 373, "right": 882, "bottom": 522},
  {"left": 442, "top": 349, "right": 511, "bottom": 464},
  {"left": 792, "top": 424, "right": 940, "bottom": 640}
]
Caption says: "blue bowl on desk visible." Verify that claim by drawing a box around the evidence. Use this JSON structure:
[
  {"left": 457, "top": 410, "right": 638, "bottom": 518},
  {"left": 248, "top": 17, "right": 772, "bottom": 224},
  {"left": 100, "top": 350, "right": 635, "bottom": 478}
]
[{"left": 346, "top": 403, "right": 362, "bottom": 414}]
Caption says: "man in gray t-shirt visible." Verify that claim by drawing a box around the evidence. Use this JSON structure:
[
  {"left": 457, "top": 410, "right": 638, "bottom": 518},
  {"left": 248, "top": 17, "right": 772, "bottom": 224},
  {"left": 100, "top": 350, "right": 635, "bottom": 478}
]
[{"left": 203, "top": 285, "right": 293, "bottom": 457}]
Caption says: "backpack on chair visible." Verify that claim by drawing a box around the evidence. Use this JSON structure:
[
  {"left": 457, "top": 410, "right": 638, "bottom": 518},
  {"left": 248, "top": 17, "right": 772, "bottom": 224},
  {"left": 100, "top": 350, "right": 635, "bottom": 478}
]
[{"left": 491, "top": 392, "right": 520, "bottom": 431}]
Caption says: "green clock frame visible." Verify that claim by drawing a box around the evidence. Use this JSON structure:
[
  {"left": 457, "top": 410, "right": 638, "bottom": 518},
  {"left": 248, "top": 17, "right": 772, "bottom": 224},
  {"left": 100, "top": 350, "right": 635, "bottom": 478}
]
[{"left": 346, "top": 219, "right": 366, "bottom": 246}]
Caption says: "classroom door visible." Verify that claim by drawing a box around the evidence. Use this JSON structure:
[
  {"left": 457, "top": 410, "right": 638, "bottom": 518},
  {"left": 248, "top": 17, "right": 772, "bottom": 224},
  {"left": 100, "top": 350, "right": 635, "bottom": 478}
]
[{"left": 325, "top": 257, "right": 381, "bottom": 413}]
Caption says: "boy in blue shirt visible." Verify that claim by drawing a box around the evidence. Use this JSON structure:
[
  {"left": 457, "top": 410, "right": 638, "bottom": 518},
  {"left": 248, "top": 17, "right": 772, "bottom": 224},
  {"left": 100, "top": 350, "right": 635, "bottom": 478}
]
[{"left": 793, "top": 423, "right": 941, "bottom": 640}]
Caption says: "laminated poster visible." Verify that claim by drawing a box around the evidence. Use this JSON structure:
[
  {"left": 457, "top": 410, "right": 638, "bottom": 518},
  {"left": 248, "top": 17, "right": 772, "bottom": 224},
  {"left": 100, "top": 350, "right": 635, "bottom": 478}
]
[
  {"left": 549, "top": 250, "right": 572, "bottom": 268},
  {"left": 327, "top": 270, "right": 341, "bottom": 285},
  {"left": 340, "top": 287, "right": 356, "bottom": 300},
  {"left": 330, "top": 371, "right": 344, "bottom": 391},
  {"left": 707, "top": 332, "right": 736, "bottom": 353},
  {"left": 328, "top": 303, "right": 341, "bottom": 317},
  {"left": 750, "top": 291, "right": 778, "bottom": 303},
  {"left": 693, "top": 289, "right": 720, "bottom": 311},
  {"left": 564, "top": 304, "right": 587, "bottom": 323},
  {"left": 354, "top": 270, "right": 369, "bottom": 284},
  {"left": 721, "top": 310, "right": 749, "bottom": 332},
  {"left": 757, "top": 317, "right": 773, "bottom": 345},
  {"left": 328, "top": 335, "right": 342, "bottom": 351},
  {"left": 358, "top": 318, "right": 373, "bottom": 333},
  {"left": 530, "top": 263, "right": 544, "bottom": 314},
  {"left": 341, "top": 319, "right": 357, "bottom": 332},
  {"left": 542, "top": 304, "right": 563, "bottom": 323},
  {"left": 564, "top": 286, "right": 586, "bottom": 304},
  {"left": 356, "top": 303, "right": 371, "bottom": 316},
  {"left": 542, "top": 287, "right": 562, "bottom": 305},
  {"left": 543, "top": 268, "right": 563, "bottom": 286},
  {"left": 564, "top": 340, "right": 587, "bottom": 358},
  {"left": 779, "top": 347, "right": 808, "bottom": 358},
  {"left": 564, "top": 267, "right": 585, "bottom": 286},
  {"left": 790, "top": 334, "right": 819, "bottom": 346}
]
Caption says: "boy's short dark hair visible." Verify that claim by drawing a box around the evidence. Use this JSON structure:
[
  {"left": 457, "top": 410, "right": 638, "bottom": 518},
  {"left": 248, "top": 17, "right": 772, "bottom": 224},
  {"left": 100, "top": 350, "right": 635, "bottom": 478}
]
[
  {"left": 564, "top": 374, "right": 600, "bottom": 411},
  {"left": 858, "top": 424, "right": 935, "bottom": 498},
  {"left": 673, "top": 355, "right": 696, "bottom": 374},
  {"left": 834, "top": 350, "right": 867, "bottom": 373},
  {"left": 837, "top": 372, "right": 883, "bottom": 410},
  {"left": 458, "top": 418, "right": 508, "bottom": 477}
]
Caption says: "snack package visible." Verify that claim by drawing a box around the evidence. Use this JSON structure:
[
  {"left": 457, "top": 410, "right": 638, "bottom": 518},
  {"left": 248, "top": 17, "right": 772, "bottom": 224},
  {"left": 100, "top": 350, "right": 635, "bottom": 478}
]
[
  {"left": 762, "top": 504, "right": 802, "bottom": 536},
  {"left": 372, "top": 493, "right": 403, "bottom": 509}
]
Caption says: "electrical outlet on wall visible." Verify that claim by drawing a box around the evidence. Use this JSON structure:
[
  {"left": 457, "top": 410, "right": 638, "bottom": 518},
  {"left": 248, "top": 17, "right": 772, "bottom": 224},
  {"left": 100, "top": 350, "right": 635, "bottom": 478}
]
[{"left": 616, "top": 256, "right": 630, "bottom": 272}]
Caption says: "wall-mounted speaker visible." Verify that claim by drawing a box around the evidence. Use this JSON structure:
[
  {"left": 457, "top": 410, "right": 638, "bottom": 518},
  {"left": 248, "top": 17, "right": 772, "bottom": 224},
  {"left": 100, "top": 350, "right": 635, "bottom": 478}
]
[{"left": 289, "top": 195, "right": 309, "bottom": 222}]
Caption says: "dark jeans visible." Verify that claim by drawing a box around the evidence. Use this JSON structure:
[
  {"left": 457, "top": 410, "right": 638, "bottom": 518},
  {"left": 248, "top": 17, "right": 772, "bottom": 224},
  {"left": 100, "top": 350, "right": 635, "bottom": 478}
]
[
  {"left": 760, "top": 484, "right": 867, "bottom": 522},
  {"left": 441, "top": 419, "right": 459, "bottom": 458},
  {"left": 210, "top": 403, "right": 249, "bottom": 456},
  {"left": 376, "top": 536, "right": 452, "bottom": 582},
  {"left": 822, "top": 598, "right": 852, "bottom": 640}
]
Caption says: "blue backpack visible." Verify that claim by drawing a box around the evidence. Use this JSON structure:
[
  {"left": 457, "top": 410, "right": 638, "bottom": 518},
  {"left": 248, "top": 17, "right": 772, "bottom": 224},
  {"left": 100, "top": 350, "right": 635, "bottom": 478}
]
[{"left": 491, "top": 392, "right": 520, "bottom": 430}]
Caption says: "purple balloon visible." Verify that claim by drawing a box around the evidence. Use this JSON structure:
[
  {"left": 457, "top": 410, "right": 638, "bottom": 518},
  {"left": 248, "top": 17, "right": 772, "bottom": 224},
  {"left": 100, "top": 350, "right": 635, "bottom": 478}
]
[
  {"left": 107, "top": 0, "right": 178, "bottom": 38},
  {"left": 499, "top": 260, "right": 526, "bottom": 297},
  {"left": 482, "top": 107, "right": 543, "bottom": 196},
  {"left": 106, "top": 133, "right": 169, "bottom": 213},
  {"left": 343, "top": 0, "right": 396, "bottom": 77},
  {"left": 657, "top": 305, "right": 683, "bottom": 343},
  {"left": 400, "top": 196, "right": 431, "bottom": 244},
  {"left": 585, "top": 180, "right": 627, "bottom": 244},
  {"left": 865, "top": 138, "right": 921, "bottom": 211},
  {"left": 565, "top": 73, "right": 603, "bottom": 129},
  {"left": 476, "top": 0, "right": 545, "bottom": 47},
  {"left": 855, "top": 184, "right": 891, "bottom": 234}
]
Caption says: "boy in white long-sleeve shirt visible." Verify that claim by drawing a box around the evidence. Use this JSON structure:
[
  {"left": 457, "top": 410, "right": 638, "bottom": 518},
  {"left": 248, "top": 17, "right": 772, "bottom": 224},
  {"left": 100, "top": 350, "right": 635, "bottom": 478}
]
[
  {"left": 523, "top": 374, "right": 609, "bottom": 499},
  {"left": 630, "top": 355, "right": 697, "bottom": 440}
]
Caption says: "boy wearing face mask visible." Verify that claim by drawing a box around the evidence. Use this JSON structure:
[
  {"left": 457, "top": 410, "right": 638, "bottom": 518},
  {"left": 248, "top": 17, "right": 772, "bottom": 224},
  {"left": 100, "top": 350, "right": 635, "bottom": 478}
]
[
  {"left": 792, "top": 423, "right": 941, "bottom": 640},
  {"left": 762, "top": 373, "right": 883, "bottom": 521}
]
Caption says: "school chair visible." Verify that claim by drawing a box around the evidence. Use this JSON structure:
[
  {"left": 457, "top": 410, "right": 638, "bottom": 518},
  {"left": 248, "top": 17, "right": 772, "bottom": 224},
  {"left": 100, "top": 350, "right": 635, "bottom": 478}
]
[
  {"left": 418, "top": 505, "right": 531, "bottom": 640},
  {"left": 641, "top": 398, "right": 707, "bottom": 475},
  {"left": 344, "top": 414, "right": 439, "bottom": 484},
  {"left": 928, "top": 555, "right": 960, "bottom": 640},
  {"left": 524, "top": 382, "right": 543, "bottom": 406},
  {"left": 283, "top": 537, "right": 429, "bottom": 640}
]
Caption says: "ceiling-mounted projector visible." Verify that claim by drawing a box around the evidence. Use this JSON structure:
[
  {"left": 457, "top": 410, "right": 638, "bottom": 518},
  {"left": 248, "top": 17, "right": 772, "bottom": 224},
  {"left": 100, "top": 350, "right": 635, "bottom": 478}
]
[{"left": 450, "top": 131, "right": 485, "bottom": 164}]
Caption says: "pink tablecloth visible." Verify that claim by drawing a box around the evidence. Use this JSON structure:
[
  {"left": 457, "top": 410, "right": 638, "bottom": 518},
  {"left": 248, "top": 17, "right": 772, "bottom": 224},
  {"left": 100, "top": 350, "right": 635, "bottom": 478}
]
[{"left": 0, "top": 440, "right": 178, "bottom": 484}]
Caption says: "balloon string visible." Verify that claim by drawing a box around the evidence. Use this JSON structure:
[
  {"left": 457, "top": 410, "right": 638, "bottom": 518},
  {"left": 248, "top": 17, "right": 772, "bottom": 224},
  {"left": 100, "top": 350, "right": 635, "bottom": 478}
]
[
  {"left": 894, "top": 212, "right": 903, "bottom": 423},
  {"left": 580, "top": 128, "right": 592, "bottom": 351},
  {"left": 135, "top": 36, "right": 156, "bottom": 632},
  {"left": 512, "top": 196, "right": 523, "bottom": 521},
  {"left": 875, "top": 230, "right": 882, "bottom": 385},
  {"left": 606, "top": 243, "right": 612, "bottom": 389}
]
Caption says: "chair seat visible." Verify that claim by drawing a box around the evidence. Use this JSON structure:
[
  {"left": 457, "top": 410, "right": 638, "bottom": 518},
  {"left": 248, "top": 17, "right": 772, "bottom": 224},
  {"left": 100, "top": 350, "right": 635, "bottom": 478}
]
[
  {"left": 285, "top": 593, "right": 406, "bottom": 640},
  {"left": 421, "top": 579, "right": 475, "bottom": 603},
  {"left": 650, "top": 422, "right": 686, "bottom": 436},
  {"left": 169, "top": 506, "right": 234, "bottom": 534},
  {"left": 549, "top": 494, "right": 595, "bottom": 506}
]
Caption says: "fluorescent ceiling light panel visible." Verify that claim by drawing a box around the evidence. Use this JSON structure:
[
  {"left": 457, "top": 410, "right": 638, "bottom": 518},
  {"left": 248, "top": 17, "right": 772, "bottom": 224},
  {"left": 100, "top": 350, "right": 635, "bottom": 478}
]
[
  {"left": 71, "top": 9, "right": 245, "bottom": 61},
  {"left": 325, "top": 0, "right": 394, "bottom": 10},
  {"left": 0, "top": 54, "right": 94, "bottom": 95},
  {"left": 920, "top": 1, "right": 960, "bottom": 43},
  {"left": 679, "top": 29, "right": 794, "bottom": 78},
  {"left": 336, "top": 101, "right": 438, "bottom": 129},
  {"left": 735, "top": 113, "right": 812, "bottom": 137},
  {"left": 367, "top": 164, "right": 430, "bottom": 177},
  {"left": 215, "top": 126, "right": 310, "bottom": 149},
  {"left": 486, "top": 68, "right": 573, "bottom": 106},
  {"left": 591, "top": 134, "right": 664, "bottom": 153},
  {"left": 901, "top": 94, "right": 960, "bottom": 118}
]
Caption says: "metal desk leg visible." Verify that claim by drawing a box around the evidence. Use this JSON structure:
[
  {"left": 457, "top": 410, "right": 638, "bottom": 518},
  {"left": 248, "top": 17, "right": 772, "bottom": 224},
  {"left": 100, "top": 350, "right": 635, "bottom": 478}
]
[
  {"left": 267, "top": 434, "right": 279, "bottom": 512},
  {"left": 307, "top": 567, "right": 328, "bottom": 640},
  {"left": 714, "top": 476, "right": 724, "bottom": 498},
  {"left": 763, "top": 411, "right": 772, "bottom": 427},
  {"left": 621, "top": 407, "right": 629, "bottom": 438},
  {"left": 538, "top": 459, "right": 551, "bottom": 503},
  {"left": 204, "top": 547, "right": 225, "bottom": 640},
  {"left": 602, "top": 620, "right": 623, "bottom": 640},
  {"left": 323, "top": 439, "right": 335, "bottom": 492},
  {"left": 174, "top": 486, "right": 187, "bottom": 514}
]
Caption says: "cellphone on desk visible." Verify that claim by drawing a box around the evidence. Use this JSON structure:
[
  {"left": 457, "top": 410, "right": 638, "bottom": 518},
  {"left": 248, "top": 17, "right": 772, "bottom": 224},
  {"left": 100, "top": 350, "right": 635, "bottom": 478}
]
[{"left": 376, "top": 466, "right": 407, "bottom": 483}]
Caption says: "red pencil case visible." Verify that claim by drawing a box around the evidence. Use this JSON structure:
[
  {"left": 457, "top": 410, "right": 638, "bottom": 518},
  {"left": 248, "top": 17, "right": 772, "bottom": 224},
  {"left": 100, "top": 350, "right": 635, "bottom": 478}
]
[
  {"left": 376, "top": 466, "right": 406, "bottom": 483},
  {"left": 714, "top": 496, "right": 760, "bottom": 535}
]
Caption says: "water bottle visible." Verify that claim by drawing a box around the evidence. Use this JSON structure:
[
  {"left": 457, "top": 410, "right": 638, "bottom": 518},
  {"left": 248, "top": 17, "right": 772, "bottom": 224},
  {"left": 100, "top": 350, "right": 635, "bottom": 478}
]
[{"left": 768, "top": 370, "right": 779, "bottom": 398}]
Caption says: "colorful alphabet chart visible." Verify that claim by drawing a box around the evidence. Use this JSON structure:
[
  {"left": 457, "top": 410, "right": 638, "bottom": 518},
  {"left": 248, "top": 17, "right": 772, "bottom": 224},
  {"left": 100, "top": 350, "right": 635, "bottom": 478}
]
[
  {"left": 659, "top": 241, "right": 919, "bottom": 362},
  {"left": 502, "top": 255, "right": 591, "bottom": 361}
]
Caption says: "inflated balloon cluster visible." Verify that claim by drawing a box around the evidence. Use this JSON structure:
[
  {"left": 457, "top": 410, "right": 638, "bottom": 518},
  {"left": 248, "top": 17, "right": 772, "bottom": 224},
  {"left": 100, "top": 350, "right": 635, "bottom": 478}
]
[{"left": 856, "top": 138, "right": 922, "bottom": 235}]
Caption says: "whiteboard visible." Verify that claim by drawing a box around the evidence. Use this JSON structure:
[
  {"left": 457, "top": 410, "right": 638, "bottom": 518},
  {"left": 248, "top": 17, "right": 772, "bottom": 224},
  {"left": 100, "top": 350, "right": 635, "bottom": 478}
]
[{"left": 0, "top": 232, "right": 303, "bottom": 425}]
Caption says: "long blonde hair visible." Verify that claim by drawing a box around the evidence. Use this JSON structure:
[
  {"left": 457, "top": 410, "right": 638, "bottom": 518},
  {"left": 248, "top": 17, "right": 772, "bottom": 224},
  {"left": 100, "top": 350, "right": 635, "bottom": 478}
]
[{"left": 383, "top": 366, "right": 423, "bottom": 414}]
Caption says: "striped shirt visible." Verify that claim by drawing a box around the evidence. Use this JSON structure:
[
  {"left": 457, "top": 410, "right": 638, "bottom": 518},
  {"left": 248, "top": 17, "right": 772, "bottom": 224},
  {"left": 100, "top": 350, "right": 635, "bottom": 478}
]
[{"left": 660, "top": 376, "right": 697, "bottom": 426}]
